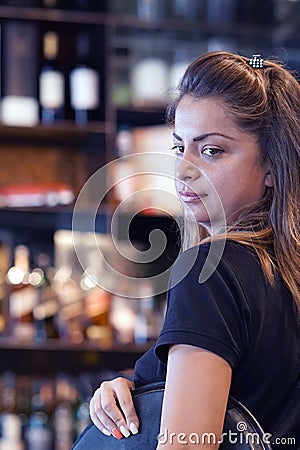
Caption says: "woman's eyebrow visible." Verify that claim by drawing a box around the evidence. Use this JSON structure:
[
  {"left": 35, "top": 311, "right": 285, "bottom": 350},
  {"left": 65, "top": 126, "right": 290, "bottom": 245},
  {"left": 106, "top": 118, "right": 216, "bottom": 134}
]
[{"left": 173, "top": 132, "right": 235, "bottom": 141}]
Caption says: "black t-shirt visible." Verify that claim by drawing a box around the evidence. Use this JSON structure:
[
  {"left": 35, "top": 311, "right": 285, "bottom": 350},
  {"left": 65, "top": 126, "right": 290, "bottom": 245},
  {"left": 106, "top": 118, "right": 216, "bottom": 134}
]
[{"left": 133, "top": 241, "right": 300, "bottom": 447}]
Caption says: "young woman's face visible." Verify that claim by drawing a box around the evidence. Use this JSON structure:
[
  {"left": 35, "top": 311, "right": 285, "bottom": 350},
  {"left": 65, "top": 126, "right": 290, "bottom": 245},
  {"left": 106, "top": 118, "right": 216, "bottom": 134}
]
[{"left": 174, "top": 96, "right": 272, "bottom": 232}]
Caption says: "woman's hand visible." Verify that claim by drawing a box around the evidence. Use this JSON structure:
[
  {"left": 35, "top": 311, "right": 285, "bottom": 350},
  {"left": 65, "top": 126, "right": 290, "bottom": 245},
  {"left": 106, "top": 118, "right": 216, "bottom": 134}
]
[{"left": 89, "top": 376, "right": 139, "bottom": 440}]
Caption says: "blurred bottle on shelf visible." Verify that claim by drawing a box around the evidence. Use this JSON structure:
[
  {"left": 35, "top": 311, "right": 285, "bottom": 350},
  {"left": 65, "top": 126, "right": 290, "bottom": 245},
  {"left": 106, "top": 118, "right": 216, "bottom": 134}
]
[
  {"left": 171, "top": 0, "right": 205, "bottom": 20},
  {"left": 14, "top": 375, "right": 32, "bottom": 435},
  {"left": 31, "top": 253, "right": 59, "bottom": 341},
  {"left": 0, "top": 371, "right": 17, "bottom": 414},
  {"left": 131, "top": 35, "right": 169, "bottom": 107},
  {"left": 25, "top": 412, "right": 52, "bottom": 450},
  {"left": 136, "top": 0, "right": 166, "bottom": 21},
  {"left": 0, "top": 414, "right": 24, "bottom": 450},
  {"left": 0, "top": 233, "right": 11, "bottom": 337},
  {"left": 82, "top": 250, "right": 113, "bottom": 347},
  {"left": 134, "top": 282, "right": 156, "bottom": 344},
  {"left": 73, "top": 374, "right": 91, "bottom": 438},
  {"left": 25, "top": 378, "right": 54, "bottom": 450},
  {"left": 52, "top": 257, "right": 86, "bottom": 344},
  {"left": 0, "top": 372, "right": 24, "bottom": 450},
  {"left": 39, "top": 31, "right": 65, "bottom": 126},
  {"left": 110, "top": 280, "right": 159, "bottom": 345},
  {"left": 6, "top": 245, "right": 38, "bottom": 340},
  {"left": 110, "top": 294, "right": 137, "bottom": 345},
  {"left": 84, "top": 288, "right": 112, "bottom": 346},
  {"left": 53, "top": 374, "right": 78, "bottom": 449},
  {"left": 69, "top": 30, "right": 100, "bottom": 125},
  {"left": 52, "top": 402, "right": 73, "bottom": 450},
  {"left": 108, "top": 0, "right": 137, "bottom": 15},
  {"left": 112, "top": 52, "right": 132, "bottom": 107},
  {"left": 1, "top": 22, "right": 39, "bottom": 127},
  {"left": 111, "top": 125, "right": 137, "bottom": 210}
]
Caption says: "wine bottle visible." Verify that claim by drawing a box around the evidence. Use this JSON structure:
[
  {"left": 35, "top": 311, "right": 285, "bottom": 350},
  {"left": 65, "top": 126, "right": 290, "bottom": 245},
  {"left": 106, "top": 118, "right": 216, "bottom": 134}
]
[
  {"left": 25, "top": 412, "right": 52, "bottom": 450},
  {"left": 131, "top": 35, "right": 169, "bottom": 107},
  {"left": 0, "top": 372, "right": 24, "bottom": 450},
  {"left": 111, "top": 125, "right": 136, "bottom": 209},
  {"left": 6, "top": 245, "right": 38, "bottom": 340},
  {"left": 0, "top": 414, "right": 24, "bottom": 450},
  {"left": 69, "top": 30, "right": 100, "bottom": 125},
  {"left": 1, "top": 21, "right": 39, "bottom": 127},
  {"left": 31, "top": 254, "right": 59, "bottom": 340},
  {"left": 25, "top": 379, "right": 53, "bottom": 450},
  {"left": 39, "top": 31, "right": 65, "bottom": 125},
  {"left": 0, "top": 232, "right": 11, "bottom": 337}
]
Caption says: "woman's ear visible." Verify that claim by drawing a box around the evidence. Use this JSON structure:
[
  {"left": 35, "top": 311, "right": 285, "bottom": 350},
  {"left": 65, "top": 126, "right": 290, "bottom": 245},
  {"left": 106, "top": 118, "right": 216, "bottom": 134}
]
[{"left": 264, "top": 169, "right": 274, "bottom": 188}]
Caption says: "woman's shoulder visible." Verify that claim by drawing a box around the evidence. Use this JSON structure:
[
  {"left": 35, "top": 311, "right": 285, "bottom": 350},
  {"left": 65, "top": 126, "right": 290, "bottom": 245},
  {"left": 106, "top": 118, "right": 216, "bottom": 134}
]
[{"left": 173, "top": 239, "right": 259, "bottom": 282}]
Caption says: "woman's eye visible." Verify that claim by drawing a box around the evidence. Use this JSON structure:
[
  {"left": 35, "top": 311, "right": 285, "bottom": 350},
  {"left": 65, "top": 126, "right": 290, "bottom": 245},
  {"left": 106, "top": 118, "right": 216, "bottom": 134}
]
[
  {"left": 202, "top": 147, "right": 223, "bottom": 157},
  {"left": 172, "top": 144, "right": 184, "bottom": 154}
]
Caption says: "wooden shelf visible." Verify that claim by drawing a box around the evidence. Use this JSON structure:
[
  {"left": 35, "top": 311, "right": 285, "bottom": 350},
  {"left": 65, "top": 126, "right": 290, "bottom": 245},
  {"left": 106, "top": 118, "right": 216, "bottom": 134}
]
[
  {"left": 0, "top": 121, "right": 112, "bottom": 141},
  {"left": 0, "top": 338, "right": 152, "bottom": 375},
  {"left": 0, "top": 5, "right": 277, "bottom": 40},
  {"left": 0, "top": 207, "right": 110, "bottom": 233},
  {"left": 0, "top": 5, "right": 106, "bottom": 25},
  {"left": 110, "top": 12, "right": 276, "bottom": 39}
]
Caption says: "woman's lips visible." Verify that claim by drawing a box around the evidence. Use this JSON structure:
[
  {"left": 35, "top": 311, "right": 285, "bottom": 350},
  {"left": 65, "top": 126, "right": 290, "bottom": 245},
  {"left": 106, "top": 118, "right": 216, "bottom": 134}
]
[{"left": 178, "top": 190, "right": 207, "bottom": 203}]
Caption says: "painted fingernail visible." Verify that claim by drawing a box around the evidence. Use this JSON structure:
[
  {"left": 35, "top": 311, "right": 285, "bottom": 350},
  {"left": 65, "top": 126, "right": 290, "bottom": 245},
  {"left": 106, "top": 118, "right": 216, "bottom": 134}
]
[
  {"left": 102, "top": 428, "right": 111, "bottom": 436},
  {"left": 129, "top": 422, "right": 138, "bottom": 435},
  {"left": 112, "top": 428, "right": 123, "bottom": 440},
  {"left": 120, "top": 425, "right": 130, "bottom": 438}
]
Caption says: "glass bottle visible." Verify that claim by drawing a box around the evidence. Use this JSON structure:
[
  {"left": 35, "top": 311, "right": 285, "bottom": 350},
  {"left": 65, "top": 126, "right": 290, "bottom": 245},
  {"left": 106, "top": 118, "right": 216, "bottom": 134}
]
[
  {"left": 171, "top": 0, "right": 205, "bottom": 20},
  {"left": 0, "top": 414, "right": 24, "bottom": 450},
  {"left": 39, "top": 31, "right": 65, "bottom": 126},
  {"left": 6, "top": 245, "right": 37, "bottom": 340},
  {"left": 131, "top": 34, "right": 169, "bottom": 107},
  {"left": 25, "top": 412, "right": 52, "bottom": 450},
  {"left": 25, "top": 378, "right": 53, "bottom": 450},
  {"left": 69, "top": 30, "right": 100, "bottom": 125},
  {"left": 111, "top": 125, "right": 136, "bottom": 210},
  {"left": 1, "top": 21, "right": 39, "bottom": 127},
  {"left": 136, "top": 0, "right": 166, "bottom": 21},
  {"left": 0, "top": 372, "right": 25, "bottom": 450},
  {"left": 0, "top": 233, "right": 11, "bottom": 337},
  {"left": 31, "top": 253, "right": 59, "bottom": 341}
]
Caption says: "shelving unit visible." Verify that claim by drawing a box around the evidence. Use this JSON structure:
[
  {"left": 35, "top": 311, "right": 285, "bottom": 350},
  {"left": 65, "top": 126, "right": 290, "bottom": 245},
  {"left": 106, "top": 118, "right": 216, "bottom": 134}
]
[
  {"left": 0, "top": 0, "right": 300, "bottom": 374},
  {"left": 0, "top": 337, "right": 151, "bottom": 375},
  {"left": 0, "top": 3, "right": 299, "bottom": 448}
]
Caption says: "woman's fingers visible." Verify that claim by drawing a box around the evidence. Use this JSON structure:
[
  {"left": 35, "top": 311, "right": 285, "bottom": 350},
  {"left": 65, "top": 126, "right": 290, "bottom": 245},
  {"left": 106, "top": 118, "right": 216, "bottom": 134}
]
[
  {"left": 89, "top": 405, "right": 111, "bottom": 437},
  {"left": 113, "top": 379, "right": 140, "bottom": 434},
  {"left": 89, "top": 377, "right": 139, "bottom": 439}
]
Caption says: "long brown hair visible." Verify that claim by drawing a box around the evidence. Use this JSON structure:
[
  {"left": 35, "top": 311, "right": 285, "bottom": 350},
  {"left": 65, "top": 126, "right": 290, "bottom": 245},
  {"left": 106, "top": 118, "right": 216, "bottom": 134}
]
[{"left": 167, "top": 51, "right": 300, "bottom": 313}]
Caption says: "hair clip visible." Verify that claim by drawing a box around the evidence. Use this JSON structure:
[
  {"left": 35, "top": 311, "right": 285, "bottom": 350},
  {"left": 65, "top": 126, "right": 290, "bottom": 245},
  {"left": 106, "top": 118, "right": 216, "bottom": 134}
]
[{"left": 248, "top": 54, "right": 264, "bottom": 69}]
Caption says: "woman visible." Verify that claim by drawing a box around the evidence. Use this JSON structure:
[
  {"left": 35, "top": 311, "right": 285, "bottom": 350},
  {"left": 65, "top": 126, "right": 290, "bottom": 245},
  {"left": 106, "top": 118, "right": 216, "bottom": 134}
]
[{"left": 89, "top": 52, "right": 300, "bottom": 448}]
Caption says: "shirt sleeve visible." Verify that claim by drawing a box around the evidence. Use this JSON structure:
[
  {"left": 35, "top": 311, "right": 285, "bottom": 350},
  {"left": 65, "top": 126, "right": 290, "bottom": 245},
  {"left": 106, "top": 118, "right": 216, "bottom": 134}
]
[{"left": 154, "top": 244, "right": 251, "bottom": 370}]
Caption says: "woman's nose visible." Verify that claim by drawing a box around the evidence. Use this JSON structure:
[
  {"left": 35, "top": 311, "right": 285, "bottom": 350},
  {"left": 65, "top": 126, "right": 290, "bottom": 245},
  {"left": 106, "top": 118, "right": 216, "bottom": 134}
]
[{"left": 175, "top": 156, "right": 200, "bottom": 182}]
